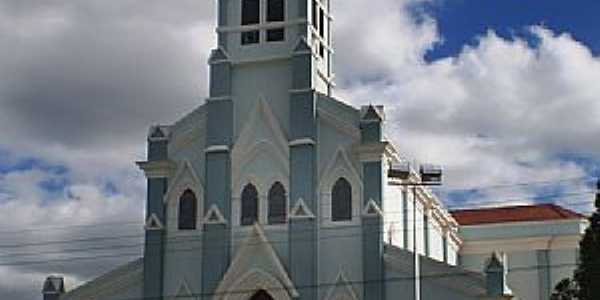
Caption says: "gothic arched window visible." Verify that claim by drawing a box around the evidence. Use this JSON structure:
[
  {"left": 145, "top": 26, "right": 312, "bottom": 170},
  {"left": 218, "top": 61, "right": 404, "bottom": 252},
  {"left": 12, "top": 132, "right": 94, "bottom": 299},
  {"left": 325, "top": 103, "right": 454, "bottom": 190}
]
[
  {"left": 178, "top": 190, "right": 197, "bottom": 230},
  {"left": 268, "top": 182, "right": 287, "bottom": 224},
  {"left": 241, "top": 184, "right": 259, "bottom": 226},
  {"left": 250, "top": 290, "right": 274, "bottom": 300},
  {"left": 332, "top": 178, "right": 352, "bottom": 222}
]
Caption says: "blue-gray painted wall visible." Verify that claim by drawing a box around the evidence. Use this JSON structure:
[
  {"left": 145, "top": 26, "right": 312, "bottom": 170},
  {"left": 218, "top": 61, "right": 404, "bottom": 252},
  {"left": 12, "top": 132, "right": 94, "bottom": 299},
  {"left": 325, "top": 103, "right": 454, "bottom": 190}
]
[
  {"left": 289, "top": 24, "right": 318, "bottom": 297},
  {"left": 144, "top": 139, "right": 168, "bottom": 300},
  {"left": 362, "top": 161, "right": 385, "bottom": 300}
]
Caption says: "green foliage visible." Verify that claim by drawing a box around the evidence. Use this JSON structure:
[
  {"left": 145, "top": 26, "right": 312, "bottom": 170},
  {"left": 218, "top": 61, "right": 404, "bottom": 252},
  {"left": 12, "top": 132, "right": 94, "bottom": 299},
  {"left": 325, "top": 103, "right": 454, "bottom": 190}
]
[
  {"left": 551, "top": 278, "right": 577, "bottom": 300},
  {"left": 573, "top": 191, "right": 600, "bottom": 300}
]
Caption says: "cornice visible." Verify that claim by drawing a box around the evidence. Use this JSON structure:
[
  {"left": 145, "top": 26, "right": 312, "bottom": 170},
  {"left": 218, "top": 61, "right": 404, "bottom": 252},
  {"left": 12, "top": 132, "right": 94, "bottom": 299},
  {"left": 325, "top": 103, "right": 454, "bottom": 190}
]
[{"left": 136, "top": 160, "right": 176, "bottom": 179}]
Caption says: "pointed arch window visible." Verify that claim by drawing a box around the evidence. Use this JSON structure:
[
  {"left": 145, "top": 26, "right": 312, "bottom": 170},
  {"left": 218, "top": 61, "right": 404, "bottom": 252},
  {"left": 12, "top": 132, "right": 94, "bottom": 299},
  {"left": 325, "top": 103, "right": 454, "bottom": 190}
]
[
  {"left": 332, "top": 178, "right": 352, "bottom": 222},
  {"left": 241, "top": 184, "right": 259, "bottom": 226},
  {"left": 250, "top": 290, "right": 274, "bottom": 300},
  {"left": 178, "top": 190, "right": 197, "bottom": 230},
  {"left": 268, "top": 182, "right": 287, "bottom": 224}
]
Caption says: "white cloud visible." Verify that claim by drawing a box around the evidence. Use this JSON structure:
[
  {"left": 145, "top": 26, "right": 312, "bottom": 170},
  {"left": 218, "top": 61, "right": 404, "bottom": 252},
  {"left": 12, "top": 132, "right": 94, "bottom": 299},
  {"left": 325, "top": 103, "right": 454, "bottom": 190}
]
[
  {"left": 335, "top": 22, "right": 600, "bottom": 211},
  {"left": 0, "top": 1, "right": 599, "bottom": 299}
]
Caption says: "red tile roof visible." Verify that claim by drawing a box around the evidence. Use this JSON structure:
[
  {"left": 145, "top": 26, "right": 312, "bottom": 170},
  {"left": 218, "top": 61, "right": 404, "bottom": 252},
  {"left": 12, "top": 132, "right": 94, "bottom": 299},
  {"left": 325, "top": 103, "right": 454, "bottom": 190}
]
[{"left": 451, "top": 204, "right": 585, "bottom": 226}]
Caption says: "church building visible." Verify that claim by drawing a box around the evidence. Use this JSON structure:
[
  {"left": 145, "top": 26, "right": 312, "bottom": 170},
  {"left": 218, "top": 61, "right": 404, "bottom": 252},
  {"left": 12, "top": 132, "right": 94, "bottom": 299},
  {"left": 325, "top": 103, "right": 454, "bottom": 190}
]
[{"left": 42, "top": 1, "right": 514, "bottom": 300}]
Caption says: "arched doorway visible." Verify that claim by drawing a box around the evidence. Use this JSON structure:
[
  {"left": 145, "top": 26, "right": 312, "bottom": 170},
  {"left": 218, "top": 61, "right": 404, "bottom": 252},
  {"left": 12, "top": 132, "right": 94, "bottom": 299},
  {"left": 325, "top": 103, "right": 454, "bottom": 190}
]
[{"left": 249, "top": 290, "right": 274, "bottom": 300}]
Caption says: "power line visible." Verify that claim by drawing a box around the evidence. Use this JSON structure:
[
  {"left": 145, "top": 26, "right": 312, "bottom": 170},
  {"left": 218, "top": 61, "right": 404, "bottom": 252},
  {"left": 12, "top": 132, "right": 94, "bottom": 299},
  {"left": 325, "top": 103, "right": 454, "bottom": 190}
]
[
  {"left": 42, "top": 261, "right": 590, "bottom": 300},
  {"left": 0, "top": 185, "right": 593, "bottom": 237},
  {"left": 0, "top": 194, "right": 593, "bottom": 255}
]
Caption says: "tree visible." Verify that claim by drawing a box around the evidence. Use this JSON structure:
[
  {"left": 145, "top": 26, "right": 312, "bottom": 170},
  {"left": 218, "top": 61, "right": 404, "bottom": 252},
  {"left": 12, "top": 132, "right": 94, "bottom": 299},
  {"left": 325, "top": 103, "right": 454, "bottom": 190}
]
[
  {"left": 551, "top": 278, "right": 577, "bottom": 300},
  {"left": 573, "top": 179, "right": 600, "bottom": 300}
]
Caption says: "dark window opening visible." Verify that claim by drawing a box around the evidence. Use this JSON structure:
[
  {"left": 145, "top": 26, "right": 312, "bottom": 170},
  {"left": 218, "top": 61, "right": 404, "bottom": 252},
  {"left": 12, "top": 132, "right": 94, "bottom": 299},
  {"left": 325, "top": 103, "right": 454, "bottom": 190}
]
[
  {"left": 241, "top": 184, "right": 259, "bottom": 226},
  {"left": 242, "top": 0, "right": 260, "bottom": 25},
  {"left": 268, "top": 182, "right": 287, "bottom": 224},
  {"left": 319, "top": 7, "right": 325, "bottom": 37},
  {"left": 312, "top": 0, "right": 319, "bottom": 31},
  {"left": 332, "top": 178, "right": 352, "bottom": 222},
  {"left": 319, "top": 43, "right": 325, "bottom": 58},
  {"left": 267, "top": 28, "right": 285, "bottom": 42},
  {"left": 267, "top": 0, "right": 285, "bottom": 22},
  {"left": 178, "top": 190, "right": 197, "bottom": 230},
  {"left": 242, "top": 30, "right": 260, "bottom": 45},
  {"left": 250, "top": 290, "right": 274, "bottom": 300}
]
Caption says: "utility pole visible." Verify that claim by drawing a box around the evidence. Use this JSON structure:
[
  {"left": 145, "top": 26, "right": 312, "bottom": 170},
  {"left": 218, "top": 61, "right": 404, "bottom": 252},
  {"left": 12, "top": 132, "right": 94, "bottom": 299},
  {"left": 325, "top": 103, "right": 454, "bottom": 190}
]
[{"left": 388, "top": 162, "right": 443, "bottom": 300}]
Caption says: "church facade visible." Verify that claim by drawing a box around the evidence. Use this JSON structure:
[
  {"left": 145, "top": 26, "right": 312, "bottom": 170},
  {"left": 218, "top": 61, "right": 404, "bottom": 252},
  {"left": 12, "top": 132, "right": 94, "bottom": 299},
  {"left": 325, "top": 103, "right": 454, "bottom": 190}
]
[{"left": 42, "top": 1, "right": 512, "bottom": 300}]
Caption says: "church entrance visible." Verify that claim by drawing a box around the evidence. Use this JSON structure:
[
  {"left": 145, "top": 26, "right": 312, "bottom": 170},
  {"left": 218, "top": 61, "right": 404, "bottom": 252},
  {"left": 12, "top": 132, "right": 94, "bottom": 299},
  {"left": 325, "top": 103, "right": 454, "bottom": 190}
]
[{"left": 249, "top": 290, "right": 274, "bottom": 300}]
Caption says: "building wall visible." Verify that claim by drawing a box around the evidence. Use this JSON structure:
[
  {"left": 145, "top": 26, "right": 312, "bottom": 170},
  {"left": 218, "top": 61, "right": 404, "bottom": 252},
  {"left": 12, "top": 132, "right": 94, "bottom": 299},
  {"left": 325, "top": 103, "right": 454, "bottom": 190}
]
[{"left": 458, "top": 220, "right": 585, "bottom": 300}]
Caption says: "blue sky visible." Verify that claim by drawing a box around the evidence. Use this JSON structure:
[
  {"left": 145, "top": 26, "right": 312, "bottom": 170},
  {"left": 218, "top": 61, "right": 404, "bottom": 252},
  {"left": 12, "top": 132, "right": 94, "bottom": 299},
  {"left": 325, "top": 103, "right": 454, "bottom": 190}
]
[{"left": 420, "top": 0, "right": 600, "bottom": 60}]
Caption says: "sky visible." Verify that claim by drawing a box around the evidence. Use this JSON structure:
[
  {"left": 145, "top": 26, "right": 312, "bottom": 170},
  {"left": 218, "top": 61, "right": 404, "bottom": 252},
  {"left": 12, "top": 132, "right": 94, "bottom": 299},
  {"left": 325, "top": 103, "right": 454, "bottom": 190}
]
[{"left": 0, "top": 0, "right": 599, "bottom": 299}]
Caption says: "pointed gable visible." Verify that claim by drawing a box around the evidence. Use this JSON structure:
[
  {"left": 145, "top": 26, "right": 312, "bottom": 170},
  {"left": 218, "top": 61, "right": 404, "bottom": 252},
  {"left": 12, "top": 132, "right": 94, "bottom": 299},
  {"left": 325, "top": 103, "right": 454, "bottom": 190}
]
[
  {"left": 324, "top": 271, "right": 359, "bottom": 300},
  {"left": 363, "top": 199, "right": 383, "bottom": 217},
  {"left": 214, "top": 224, "right": 298, "bottom": 300},
  {"left": 145, "top": 213, "right": 164, "bottom": 231},
  {"left": 319, "top": 147, "right": 362, "bottom": 191},
  {"left": 232, "top": 97, "right": 289, "bottom": 192},
  {"left": 292, "top": 37, "right": 312, "bottom": 54},
  {"left": 290, "top": 198, "right": 316, "bottom": 219},
  {"left": 163, "top": 160, "right": 203, "bottom": 204},
  {"left": 209, "top": 47, "right": 230, "bottom": 64},
  {"left": 203, "top": 204, "right": 227, "bottom": 225}
]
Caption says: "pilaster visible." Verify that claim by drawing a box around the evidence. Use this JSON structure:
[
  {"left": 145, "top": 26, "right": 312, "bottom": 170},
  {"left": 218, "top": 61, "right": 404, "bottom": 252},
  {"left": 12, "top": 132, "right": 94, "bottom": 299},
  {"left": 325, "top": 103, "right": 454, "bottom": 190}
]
[
  {"left": 289, "top": 37, "right": 318, "bottom": 300},
  {"left": 201, "top": 48, "right": 234, "bottom": 300},
  {"left": 138, "top": 126, "right": 172, "bottom": 300},
  {"left": 359, "top": 105, "right": 386, "bottom": 300},
  {"left": 537, "top": 249, "right": 551, "bottom": 300}
]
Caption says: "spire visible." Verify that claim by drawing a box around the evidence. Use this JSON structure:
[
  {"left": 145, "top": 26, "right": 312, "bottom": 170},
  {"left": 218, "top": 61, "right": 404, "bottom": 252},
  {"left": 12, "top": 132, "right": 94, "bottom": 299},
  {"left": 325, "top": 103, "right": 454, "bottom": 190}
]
[
  {"left": 484, "top": 253, "right": 513, "bottom": 299},
  {"left": 42, "top": 276, "right": 65, "bottom": 300}
]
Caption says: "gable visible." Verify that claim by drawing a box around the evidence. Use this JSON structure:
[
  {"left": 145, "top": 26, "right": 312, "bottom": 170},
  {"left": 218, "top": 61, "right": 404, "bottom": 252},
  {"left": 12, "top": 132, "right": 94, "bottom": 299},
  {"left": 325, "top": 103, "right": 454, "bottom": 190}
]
[
  {"left": 214, "top": 224, "right": 298, "bottom": 300},
  {"left": 232, "top": 97, "right": 289, "bottom": 193}
]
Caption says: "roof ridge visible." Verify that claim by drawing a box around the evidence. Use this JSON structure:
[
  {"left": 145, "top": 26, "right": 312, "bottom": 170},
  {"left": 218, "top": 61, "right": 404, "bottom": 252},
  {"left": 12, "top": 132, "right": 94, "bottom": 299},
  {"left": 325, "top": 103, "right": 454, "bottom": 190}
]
[{"left": 451, "top": 203, "right": 585, "bottom": 226}]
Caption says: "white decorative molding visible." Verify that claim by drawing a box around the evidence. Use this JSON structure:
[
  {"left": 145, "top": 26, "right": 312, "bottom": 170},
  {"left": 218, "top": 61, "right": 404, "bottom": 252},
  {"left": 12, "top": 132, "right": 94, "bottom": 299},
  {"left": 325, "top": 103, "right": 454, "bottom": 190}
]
[
  {"left": 355, "top": 142, "right": 390, "bottom": 163},
  {"left": 208, "top": 46, "right": 231, "bottom": 64},
  {"left": 169, "top": 280, "right": 194, "bottom": 300},
  {"left": 205, "top": 145, "right": 230, "bottom": 153},
  {"left": 319, "top": 147, "right": 363, "bottom": 226},
  {"left": 317, "top": 107, "right": 361, "bottom": 140},
  {"left": 362, "top": 199, "right": 383, "bottom": 218},
  {"left": 231, "top": 174, "right": 290, "bottom": 227},
  {"left": 213, "top": 224, "right": 298, "bottom": 300},
  {"left": 206, "top": 96, "right": 232, "bottom": 102},
  {"left": 163, "top": 160, "right": 203, "bottom": 204},
  {"left": 217, "top": 18, "right": 307, "bottom": 33},
  {"left": 291, "top": 37, "right": 315, "bottom": 57},
  {"left": 204, "top": 204, "right": 227, "bottom": 225},
  {"left": 289, "top": 138, "right": 316, "bottom": 147},
  {"left": 231, "top": 96, "right": 290, "bottom": 223},
  {"left": 145, "top": 214, "right": 164, "bottom": 231},
  {"left": 163, "top": 160, "right": 204, "bottom": 232},
  {"left": 136, "top": 160, "right": 176, "bottom": 179},
  {"left": 460, "top": 234, "right": 583, "bottom": 255},
  {"left": 289, "top": 198, "right": 315, "bottom": 220},
  {"left": 324, "top": 269, "right": 359, "bottom": 300},
  {"left": 288, "top": 88, "right": 314, "bottom": 94}
]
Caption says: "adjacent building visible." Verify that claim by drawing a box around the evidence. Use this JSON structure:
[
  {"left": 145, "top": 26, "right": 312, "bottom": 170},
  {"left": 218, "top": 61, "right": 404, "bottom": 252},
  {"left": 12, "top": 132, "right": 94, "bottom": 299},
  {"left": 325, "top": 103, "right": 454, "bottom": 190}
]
[{"left": 453, "top": 204, "right": 587, "bottom": 300}]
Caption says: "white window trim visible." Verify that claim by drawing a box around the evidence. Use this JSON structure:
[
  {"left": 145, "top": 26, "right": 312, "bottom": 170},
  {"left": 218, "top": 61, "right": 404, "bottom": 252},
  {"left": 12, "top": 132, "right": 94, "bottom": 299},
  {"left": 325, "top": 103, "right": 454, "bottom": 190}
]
[
  {"left": 163, "top": 160, "right": 204, "bottom": 234},
  {"left": 319, "top": 147, "right": 363, "bottom": 228}
]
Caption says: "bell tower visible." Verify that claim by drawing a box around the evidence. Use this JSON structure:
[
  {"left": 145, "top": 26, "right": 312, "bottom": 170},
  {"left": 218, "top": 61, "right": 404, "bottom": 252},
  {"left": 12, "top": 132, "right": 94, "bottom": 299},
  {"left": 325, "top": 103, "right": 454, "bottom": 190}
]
[
  {"left": 214, "top": 0, "right": 334, "bottom": 97},
  {"left": 201, "top": 1, "right": 334, "bottom": 299}
]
